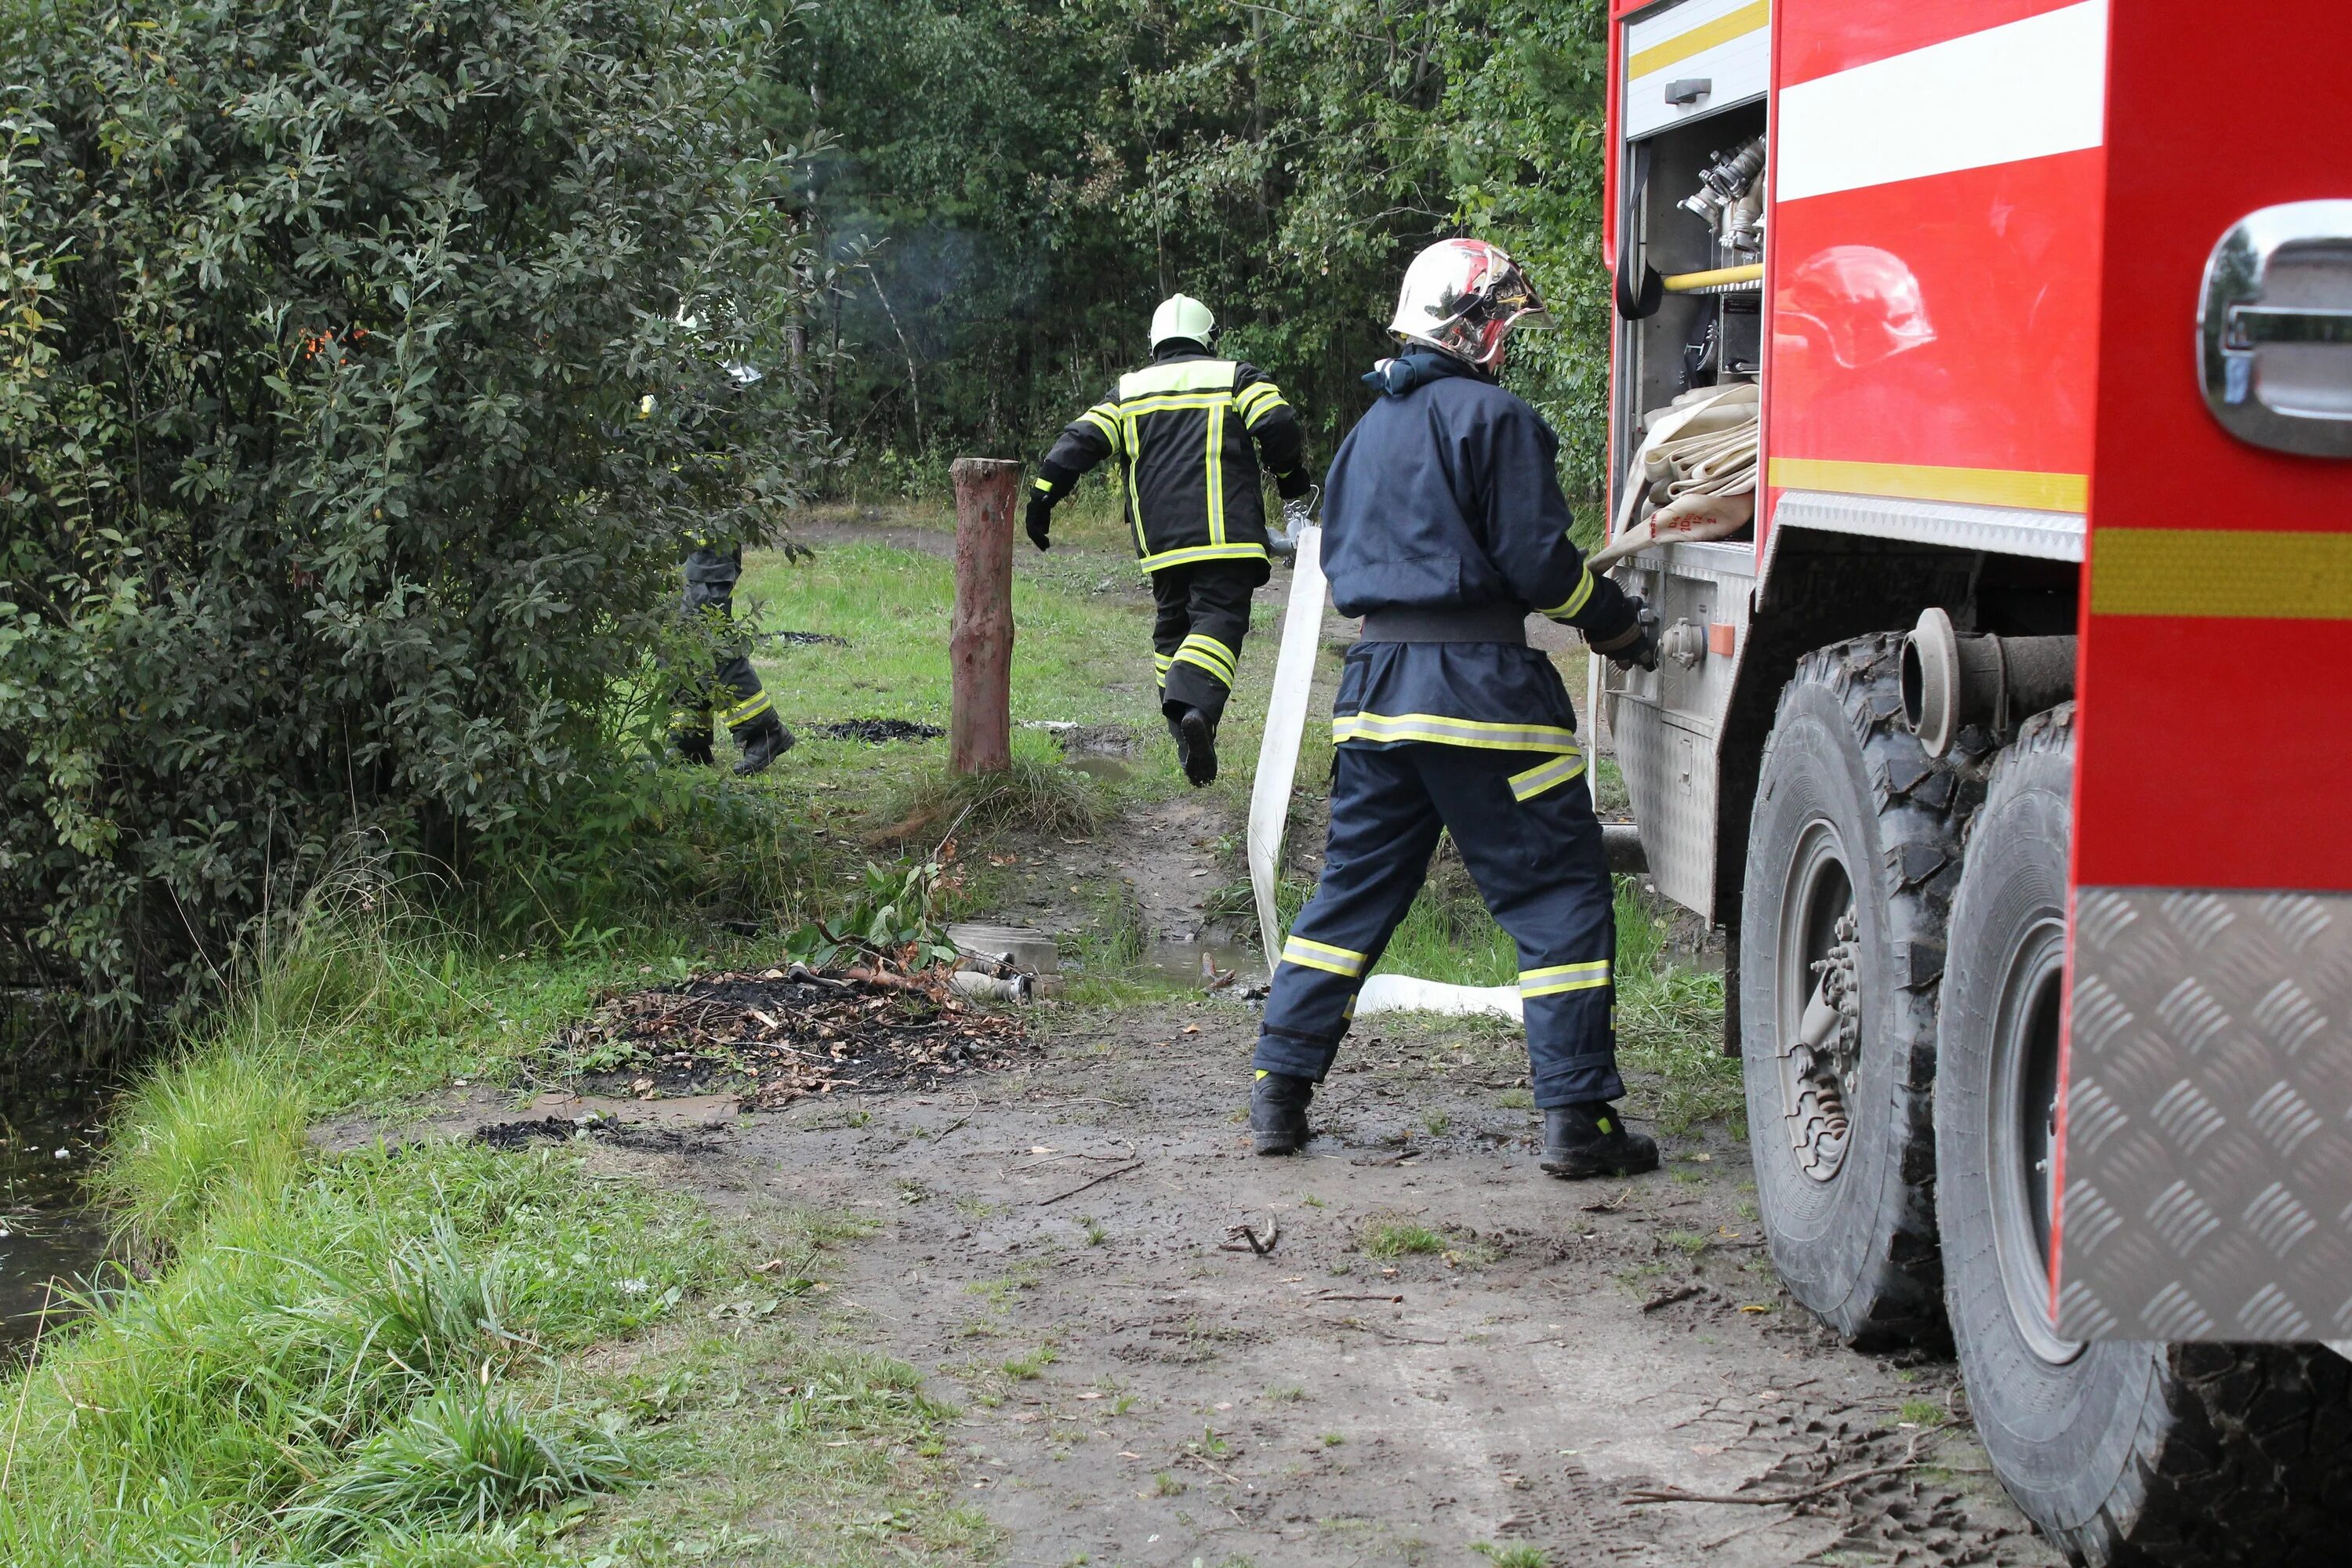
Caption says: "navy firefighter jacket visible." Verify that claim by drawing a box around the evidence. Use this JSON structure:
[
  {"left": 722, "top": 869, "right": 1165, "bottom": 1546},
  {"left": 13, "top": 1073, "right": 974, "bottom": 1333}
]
[{"left": 1321, "top": 351, "right": 1637, "bottom": 778}]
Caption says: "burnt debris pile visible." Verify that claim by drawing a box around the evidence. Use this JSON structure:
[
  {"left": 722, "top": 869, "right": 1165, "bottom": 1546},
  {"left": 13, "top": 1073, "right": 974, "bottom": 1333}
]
[{"left": 558, "top": 967, "right": 1030, "bottom": 1108}]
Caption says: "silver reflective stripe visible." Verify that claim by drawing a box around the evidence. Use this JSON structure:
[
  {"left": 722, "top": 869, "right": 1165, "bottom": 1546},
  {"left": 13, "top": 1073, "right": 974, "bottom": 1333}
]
[
  {"left": 1119, "top": 359, "right": 1239, "bottom": 398},
  {"left": 1508, "top": 752, "right": 1588, "bottom": 801},
  {"left": 1333, "top": 710, "right": 1579, "bottom": 754}
]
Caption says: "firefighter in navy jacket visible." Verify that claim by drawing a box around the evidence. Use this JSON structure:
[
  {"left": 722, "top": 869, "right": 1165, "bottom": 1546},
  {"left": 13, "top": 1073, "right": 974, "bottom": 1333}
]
[
  {"left": 1027, "top": 296, "right": 1311, "bottom": 786},
  {"left": 1250, "top": 238, "right": 1664, "bottom": 1179}
]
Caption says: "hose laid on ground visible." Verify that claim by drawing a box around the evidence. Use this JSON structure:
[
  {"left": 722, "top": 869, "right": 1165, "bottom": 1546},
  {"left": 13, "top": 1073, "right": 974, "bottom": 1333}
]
[
  {"left": 1248, "top": 524, "right": 1328, "bottom": 975},
  {"left": 1245, "top": 528, "right": 1530, "bottom": 1024},
  {"left": 1590, "top": 381, "right": 1759, "bottom": 568}
]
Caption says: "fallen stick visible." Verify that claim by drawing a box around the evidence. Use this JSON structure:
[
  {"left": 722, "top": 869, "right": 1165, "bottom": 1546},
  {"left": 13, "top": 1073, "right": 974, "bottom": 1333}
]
[
  {"left": 1218, "top": 1218, "right": 1281, "bottom": 1256},
  {"left": 1641, "top": 1284, "right": 1704, "bottom": 1313},
  {"left": 1313, "top": 1292, "right": 1405, "bottom": 1304},
  {"left": 1317, "top": 1316, "right": 1448, "bottom": 1345},
  {"left": 1035, "top": 1160, "right": 1145, "bottom": 1206}
]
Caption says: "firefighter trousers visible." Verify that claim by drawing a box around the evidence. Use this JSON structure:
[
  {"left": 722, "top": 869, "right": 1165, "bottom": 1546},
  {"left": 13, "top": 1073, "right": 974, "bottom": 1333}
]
[
  {"left": 671, "top": 546, "right": 775, "bottom": 741},
  {"left": 1254, "top": 742, "right": 1625, "bottom": 1107},
  {"left": 1150, "top": 561, "right": 1255, "bottom": 726}
]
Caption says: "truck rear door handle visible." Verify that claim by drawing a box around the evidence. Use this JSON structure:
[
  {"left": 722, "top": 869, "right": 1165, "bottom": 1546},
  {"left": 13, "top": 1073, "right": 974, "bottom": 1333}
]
[
  {"left": 2226, "top": 305, "right": 2352, "bottom": 348},
  {"left": 2198, "top": 201, "right": 2352, "bottom": 457}
]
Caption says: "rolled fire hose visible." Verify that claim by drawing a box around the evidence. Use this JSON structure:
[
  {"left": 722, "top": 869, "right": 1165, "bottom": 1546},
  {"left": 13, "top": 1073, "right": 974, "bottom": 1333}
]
[
  {"left": 1245, "top": 525, "right": 1527, "bottom": 1025},
  {"left": 1589, "top": 382, "right": 1759, "bottom": 569}
]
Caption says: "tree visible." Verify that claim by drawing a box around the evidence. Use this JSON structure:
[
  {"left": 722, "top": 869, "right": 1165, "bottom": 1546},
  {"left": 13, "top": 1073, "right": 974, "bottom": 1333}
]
[{"left": 0, "top": 0, "right": 829, "bottom": 1019}]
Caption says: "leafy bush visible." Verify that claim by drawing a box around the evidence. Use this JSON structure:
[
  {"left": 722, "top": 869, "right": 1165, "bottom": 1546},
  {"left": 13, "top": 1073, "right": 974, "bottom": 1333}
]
[{"left": 0, "top": 0, "right": 829, "bottom": 1021}]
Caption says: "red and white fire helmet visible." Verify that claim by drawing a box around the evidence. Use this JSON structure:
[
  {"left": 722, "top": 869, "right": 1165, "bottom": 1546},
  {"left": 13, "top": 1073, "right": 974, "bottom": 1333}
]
[{"left": 1388, "top": 238, "right": 1554, "bottom": 369}]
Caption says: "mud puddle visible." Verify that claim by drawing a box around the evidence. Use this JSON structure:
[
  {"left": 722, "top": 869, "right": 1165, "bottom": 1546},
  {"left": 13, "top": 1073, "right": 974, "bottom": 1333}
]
[{"left": 1, "top": 1072, "right": 111, "bottom": 1348}]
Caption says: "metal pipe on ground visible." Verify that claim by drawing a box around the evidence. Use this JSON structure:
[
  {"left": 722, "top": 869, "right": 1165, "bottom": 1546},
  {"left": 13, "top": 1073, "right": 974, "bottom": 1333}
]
[
  {"left": 1901, "top": 607, "right": 2077, "bottom": 759},
  {"left": 1603, "top": 823, "right": 1650, "bottom": 874},
  {"left": 949, "top": 457, "right": 1021, "bottom": 775}
]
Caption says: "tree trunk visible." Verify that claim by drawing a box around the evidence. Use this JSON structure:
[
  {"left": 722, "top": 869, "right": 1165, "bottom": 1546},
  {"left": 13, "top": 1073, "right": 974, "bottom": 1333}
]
[{"left": 949, "top": 457, "right": 1020, "bottom": 775}]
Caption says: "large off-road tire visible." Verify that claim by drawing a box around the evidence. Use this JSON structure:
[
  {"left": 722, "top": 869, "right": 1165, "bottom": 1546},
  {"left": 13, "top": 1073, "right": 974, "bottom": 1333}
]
[
  {"left": 1936, "top": 704, "right": 2352, "bottom": 1566},
  {"left": 1740, "top": 634, "right": 1981, "bottom": 1345}
]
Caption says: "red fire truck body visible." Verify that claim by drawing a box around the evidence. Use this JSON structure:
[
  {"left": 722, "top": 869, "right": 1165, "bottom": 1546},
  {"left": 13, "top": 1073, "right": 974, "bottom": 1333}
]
[{"left": 1599, "top": 1, "right": 2352, "bottom": 1555}]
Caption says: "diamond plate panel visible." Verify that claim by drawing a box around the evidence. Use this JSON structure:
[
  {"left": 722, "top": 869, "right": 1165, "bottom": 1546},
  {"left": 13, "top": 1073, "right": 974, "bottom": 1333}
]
[{"left": 2056, "top": 887, "right": 2352, "bottom": 1341}]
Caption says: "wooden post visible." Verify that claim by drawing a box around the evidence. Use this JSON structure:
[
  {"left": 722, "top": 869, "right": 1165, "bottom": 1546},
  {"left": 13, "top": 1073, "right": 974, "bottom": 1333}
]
[{"left": 949, "top": 457, "right": 1020, "bottom": 775}]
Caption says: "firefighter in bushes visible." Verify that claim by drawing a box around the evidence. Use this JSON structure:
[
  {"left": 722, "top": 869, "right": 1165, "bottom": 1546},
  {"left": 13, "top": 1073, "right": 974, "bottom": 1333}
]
[
  {"left": 1025, "top": 295, "right": 1312, "bottom": 787},
  {"left": 1250, "top": 238, "right": 1664, "bottom": 1179},
  {"left": 670, "top": 530, "right": 795, "bottom": 777}
]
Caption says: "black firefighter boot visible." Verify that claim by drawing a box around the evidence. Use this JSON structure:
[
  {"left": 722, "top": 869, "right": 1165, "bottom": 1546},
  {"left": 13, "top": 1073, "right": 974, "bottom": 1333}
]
[
  {"left": 674, "top": 726, "right": 716, "bottom": 767},
  {"left": 1540, "top": 1102, "right": 1660, "bottom": 1180},
  {"left": 1250, "top": 1070, "right": 1314, "bottom": 1156},
  {"left": 1175, "top": 706, "right": 1218, "bottom": 788},
  {"left": 731, "top": 714, "right": 796, "bottom": 778}
]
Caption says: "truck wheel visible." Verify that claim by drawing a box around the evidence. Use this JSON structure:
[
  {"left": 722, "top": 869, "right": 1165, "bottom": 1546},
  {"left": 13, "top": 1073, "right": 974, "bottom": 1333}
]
[
  {"left": 1740, "top": 634, "right": 1978, "bottom": 1345},
  {"left": 1936, "top": 705, "right": 2352, "bottom": 1565}
]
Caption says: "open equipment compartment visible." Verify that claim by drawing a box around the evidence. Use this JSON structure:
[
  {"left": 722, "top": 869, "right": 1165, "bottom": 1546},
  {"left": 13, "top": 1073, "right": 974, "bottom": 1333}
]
[{"left": 1599, "top": 0, "right": 1769, "bottom": 924}]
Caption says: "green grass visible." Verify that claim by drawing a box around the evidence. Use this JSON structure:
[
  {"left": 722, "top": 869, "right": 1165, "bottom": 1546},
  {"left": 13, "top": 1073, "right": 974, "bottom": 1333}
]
[
  {"left": 1472, "top": 1544, "right": 1548, "bottom": 1567},
  {"left": 3, "top": 894, "right": 985, "bottom": 1567},
  {"left": 1359, "top": 1221, "right": 1446, "bottom": 1258},
  {"left": 731, "top": 537, "right": 1190, "bottom": 828}
]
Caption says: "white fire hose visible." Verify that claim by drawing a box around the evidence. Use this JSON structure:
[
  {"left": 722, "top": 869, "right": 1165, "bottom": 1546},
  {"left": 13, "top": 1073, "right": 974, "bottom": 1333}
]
[
  {"left": 1589, "top": 380, "right": 1759, "bottom": 568},
  {"left": 1246, "top": 525, "right": 1526, "bottom": 1025}
]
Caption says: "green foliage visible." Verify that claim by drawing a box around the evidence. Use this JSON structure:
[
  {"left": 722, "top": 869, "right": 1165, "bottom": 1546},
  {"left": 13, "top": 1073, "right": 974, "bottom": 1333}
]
[
  {"left": 784, "top": 856, "right": 960, "bottom": 971},
  {"left": 792, "top": 0, "right": 1610, "bottom": 491},
  {"left": 0, "top": 0, "right": 829, "bottom": 1020}
]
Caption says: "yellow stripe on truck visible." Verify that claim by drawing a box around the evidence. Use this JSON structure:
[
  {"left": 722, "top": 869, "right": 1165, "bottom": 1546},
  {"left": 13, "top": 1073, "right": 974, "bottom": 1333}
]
[
  {"left": 2090, "top": 528, "right": 2352, "bottom": 621},
  {"left": 1769, "top": 456, "right": 2089, "bottom": 514},
  {"left": 1628, "top": 0, "right": 1770, "bottom": 81}
]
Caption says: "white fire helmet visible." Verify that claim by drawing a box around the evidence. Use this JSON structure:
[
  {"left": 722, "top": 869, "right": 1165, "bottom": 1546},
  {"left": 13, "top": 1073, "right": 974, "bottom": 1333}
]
[
  {"left": 1149, "top": 294, "right": 1216, "bottom": 349},
  {"left": 1388, "top": 238, "right": 1553, "bottom": 369}
]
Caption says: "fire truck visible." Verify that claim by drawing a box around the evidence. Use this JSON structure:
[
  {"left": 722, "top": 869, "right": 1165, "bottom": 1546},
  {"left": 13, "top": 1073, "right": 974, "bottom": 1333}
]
[{"left": 1597, "top": 1, "right": 2352, "bottom": 1558}]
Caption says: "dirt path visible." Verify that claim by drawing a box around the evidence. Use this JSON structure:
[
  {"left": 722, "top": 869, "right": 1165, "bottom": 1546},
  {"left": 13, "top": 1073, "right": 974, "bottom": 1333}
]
[
  {"left": 441, "top": 510, "right": 2065, "bottom": 1563},
  {"left": 717, "top": 1005, "right": 2060, "bottom": 1568}
]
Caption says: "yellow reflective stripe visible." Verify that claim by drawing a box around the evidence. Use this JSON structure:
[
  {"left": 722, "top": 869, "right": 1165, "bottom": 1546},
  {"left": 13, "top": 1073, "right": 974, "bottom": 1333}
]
[
  {"left": 718, "top": 691, "right": 774, "bottom": 729},
  {"left": 1173, "top": 638, "right": 1236, "bottom": 688},
  {"left": 1118, "top": 391, "right": 1234, "bottom": 419},
  {"left": 2090, "top": 528, "right": 2352, "bottom": 620},
  {"left": 1152, "top": 652, "right": 1174, "bottom": 671},
  {"left": 1120, "top": 359, "right": 1238, "bottom": 397},
  {"left": 1508, "top": 751, "right": 1588, "bottom": 802},
  {"left": 1332, "top": 710, "right": 1581, "bottom": 754},
  {"left": 1079, "top": 405, "right": 1122, "bottom": 452},
  {"left": 1282, "top": 935, "right": 1367, "bottom": 978},
  {"left": 1140, "top": 542, "right": 1269, "bottom": 572},
  {"left": 1212, "top": 401, "right": 1232, "bottom": 544},
  {"left": 1241, "top": 396, "right": 1292, "bottom": 430},
  {"left": 1177, "top": 633, "right": 1236, "bottom": 677},
  {"left": 1540, "top": 564, "right": 1595, "bottom": 619},
  {"left": 1520, "top": 959, "right": 1610, "bottom": 997},
  {"left": 1032, "top": 477, "right": 1054, "bottom": 494},
  {"left": 1628, "top": 0, "right": 1770, "bottom": 81},
  {"left": 1768, "top": 457, "right": 2087, "bottom": 514},
  {"left": 1235, "top": 379, "right": 1283, "bottom": 412}
]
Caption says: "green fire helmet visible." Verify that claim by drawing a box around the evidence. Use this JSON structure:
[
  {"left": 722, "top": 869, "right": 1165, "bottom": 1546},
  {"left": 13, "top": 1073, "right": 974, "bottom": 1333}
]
[{"left": 1149, "top": 294, "right": 1216, "bottom": 350}]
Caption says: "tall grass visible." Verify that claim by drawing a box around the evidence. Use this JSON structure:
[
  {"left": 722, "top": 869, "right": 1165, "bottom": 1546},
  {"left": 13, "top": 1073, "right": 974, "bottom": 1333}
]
[{"left": 0, "top": 872, "right": 750, "bottom": 1566}]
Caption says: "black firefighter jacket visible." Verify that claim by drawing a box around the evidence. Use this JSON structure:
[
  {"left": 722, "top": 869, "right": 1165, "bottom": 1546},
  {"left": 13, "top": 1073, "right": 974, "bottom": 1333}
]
[
  {"left": 1321, "top": 350, "right": 1639, "bottom": 769},
  {"left": 1037, "top": 347, "right": 1310, "bottom": 578}
]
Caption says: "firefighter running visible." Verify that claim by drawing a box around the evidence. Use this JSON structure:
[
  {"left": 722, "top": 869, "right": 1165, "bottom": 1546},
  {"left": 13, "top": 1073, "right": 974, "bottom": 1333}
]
[
  {"left": 670, "top": 535, "right": 795, "bottom": 777},
  {"left": 1026, "top": 295, "right": 1312, "bottom": 786},
  {"left": 1250, "top": 238, "right": 1664, "bottom": 1179}
]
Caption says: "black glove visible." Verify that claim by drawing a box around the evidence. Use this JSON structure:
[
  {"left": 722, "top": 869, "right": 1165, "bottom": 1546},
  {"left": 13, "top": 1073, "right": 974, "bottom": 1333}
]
[
  {"left": 1024, "top": 493, "right": 1053, "bottom": 552},
  {"left": 1590, "top": 595, "right": 1661, "bottom": 672}
]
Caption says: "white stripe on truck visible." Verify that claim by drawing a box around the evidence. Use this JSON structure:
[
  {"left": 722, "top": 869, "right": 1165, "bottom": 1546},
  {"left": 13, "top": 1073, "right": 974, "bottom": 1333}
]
[{"left": 1777, "top": 0, "right": 2108, "bottom": 201}]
